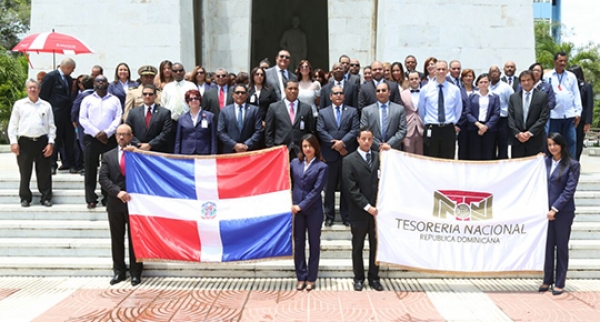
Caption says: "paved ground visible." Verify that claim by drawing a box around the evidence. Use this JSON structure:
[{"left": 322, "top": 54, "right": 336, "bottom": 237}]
[{"left": 1, "top": 277, "right": 600, "bottom": 321}]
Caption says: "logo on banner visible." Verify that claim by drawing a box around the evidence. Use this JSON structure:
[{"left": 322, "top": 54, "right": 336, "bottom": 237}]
[
  {"left": 200, "top": 201, "right": 217, "bottom": 219},
  {"left": 433, "top": 190, "right": 493, "bottom": 221}
]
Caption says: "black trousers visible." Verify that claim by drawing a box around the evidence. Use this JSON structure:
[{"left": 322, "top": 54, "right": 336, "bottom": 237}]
[
  {"left": 351, "top": 217, "right": 379, "bottom": 282},
  {"left": 468, "top": 130, "right": 496, "bottom": 160},
  {"left": 424, "top": 124, "right": 455, "bottom": 159},
  {"left": 575, "top": 121, "right": 585, "bottom": 161},
  {"left": 51, "top": 115, "right": 75, "bottom": 169},
  {"left": 108, "top": 209, "right": 143, "bottom": 277},
  {"left": 324, "top": 158, "right": 349, "bottom": 222},
  {"left": 83, "top": 135, "right": 116, "bottom": 204},
  {"left": 494, "top": 117, "right": 509, "bottom": 159},
  {"left": 17, "top": 136, "right": 52, "bottom": 203},
  {"left": 543, "top": 211, "right": 574, "bottom": 289}
]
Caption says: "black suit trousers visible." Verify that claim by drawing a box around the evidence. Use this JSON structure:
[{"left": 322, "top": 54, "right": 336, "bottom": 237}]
[
  {"left": 83, "top": 135, "right": 116, "bottom": 204},
  {"left": 109, "top": 209, "right": 143, "bottom": 277},
  {"left": 350, "top": 217, "right": 379, "bottom": 282},
  {"left": 324, "top": 158, "right": 348, "bottom": 222},
  {"left": 17, "top": 136, "right": 52, "bottom": 203},
  {"left": 51, "top": 113, "right": 75, "bottom": 169},
  {"left": 494, "top": 117, "right": 509, "bottom": 159},
  {"left": 424, "top": 125, "right": 455, "bottom": 159}
]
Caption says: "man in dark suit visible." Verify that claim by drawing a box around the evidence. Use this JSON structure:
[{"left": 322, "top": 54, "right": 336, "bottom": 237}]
[
  {"left": 201, "top": 68, "right": 234, "bottom": 121},
  {"left": 98, "top": 124, "right": 143, "bottom": 286},
  {"left": 342, "top": 127, "right": 383, "bottom": 292},
  {"left": 508, "top": 71, "right": 550, "bottom": 158},
  {"left": 358, "top": 61, "right": 402, "bottom": 111},
  {"left": 320, "top": 62, "right": 359, "bottom": 110},
  {"left": 360, "top": 82, "right": 407, "bottom": 151},
  {"left": 446, "top": 60, "right": 462, "bottom": 88},
  {"left": 125, "top": 84, "right": 173, "bottom": 153},
  {"left": 217, "top": 85, "right": 263, "bottom": 153},
  {"left": 265, "top": 50, "right": 297, "bottom": 101},
  {"left": 404, "top": 55, "right": 424, "bottom": 79},
  {"left": 330, "top": 54, "right": 360, "bottom": 86},
  {"left": 317, "top": 85, "right": 360, "bottom": 227},
  {"left": 265, "top": 80, "right": 314, "bottom": 160},
  {"left": 501, "top": 61, "right": 520, "bottom": 92},
  {"left": 40, "top": 58, "right": 77, "bottom": 174}
]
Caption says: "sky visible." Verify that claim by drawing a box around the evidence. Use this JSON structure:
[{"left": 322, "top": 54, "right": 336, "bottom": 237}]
[{"left": 561, "top": 0, "right": 600, "bottom": 47}]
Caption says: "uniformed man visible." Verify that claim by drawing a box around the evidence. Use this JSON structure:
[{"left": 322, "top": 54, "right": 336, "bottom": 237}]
[{"left": 123, "top": 65, "right": 161, "bottom": 121}]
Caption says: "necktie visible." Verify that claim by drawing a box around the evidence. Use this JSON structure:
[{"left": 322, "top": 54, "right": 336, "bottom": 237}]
[
  {"left": 508, "top": 77, "right": 512, "bottom": 86},
  {"left": 366, "top": 152, "right": 372, "bottom": 168},
  {"left": 410, "top": 89, "right": 420, "bottom": 93},
  {"left": 145, "top": 106, "right": 152, "bottom": 129},
  {"left": 289, "top": 101, "right": 295, "bottom": 123},
  {"left": 173, "top": 82, "right": 183, "bottom": 119},
  {"left": 280, "top": 69, "right": 288, "bottom": 81},
  {"left": 338, "top": 81, "right": 342, "bottom": 89},
  {"left": 381, "top": 104, "right": 388, "bottom": 142},
  {"left": 237, "top": 105, "right": 244, "bottom": 130},
  {"left": 219, "top": 86, "right": 225, "bottom": 109},
  {"left": 523, "top": 92, "right": 531, "bottom": 125},
  {"left": 63, "top": 76, "right": 69, "bottom": 92},
  {"left": 335, "top": 106, "right": 341, "bottom": 128},
  {"left": 120, "top": 151, "right": 126, "bottom": 176},
  {"left": 438, "top": 84, "right": 446, "bottom": 123},
  {"left": 456, "top": 78, "right": 461, "bottom": 88}
]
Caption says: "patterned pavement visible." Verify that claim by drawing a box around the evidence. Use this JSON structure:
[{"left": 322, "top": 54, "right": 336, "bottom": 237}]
[{"left": 1, "top": 277, "right": 600, "bottom": 321}]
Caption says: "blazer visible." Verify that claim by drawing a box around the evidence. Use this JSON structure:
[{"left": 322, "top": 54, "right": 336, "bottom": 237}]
[
  {"left": 217, "top": 103, "right": 263, "bottom": 153},
  {"left": 248, "top": 86, "right": 277, "bottom": 121},
  {"left": 125, "top": 104, "right": 173, "bottom": 153},
  {"left": 580, "top": 82, "right": 594, "bottom": 125},
  {"left": 360, "top": 101, "right": 407, "bottom": 151},
  {"left": 517, "top": 81, "right": 556, "bottom": 111},
  {"left": 501, "top": 76, "right": 520, "bottom": 92},
  {"left": 319, "top": 81, "right": 359, "bottom": 110},
  {"left": 329, "top": 73, "right": 360, "bottom": 86},
  {"left": 201, "top": 86, "right": 234, "bottom": 121},
  {"left": 174, "top": 110, "right": 217, "bottom": 155},
  {"left": 39, "top": 69, "right": 73, "bottom": 117},
  {"left": 399, "top": 89, "right": 425, "bottom": 139},
  {"left": 342, "top": 150, "right": 380, "bottom": 222},
  {"left": 98, "top": 147, "right": 128, "bottom": 213},
  {"left": 71, "top": 89, "right": 94, "bottom": 123},
  {"left": 265, "top": 100, "right": 315, "bottom": 158},
  {"left": 290, "top": 158, "right": 328, "bottom": 215},
  {"left": 465, "top": 93, "right": 501, "bottom": 131},
  {"left": 358, "top": 80, "right": 402, "bottom": 110},
  {"left": 108, "top": 80, "right": 139, "bottom": 108},
  {"left": 507, "top": 89, "right": 550, "bottom": 138},
  {"left": 316, "top": 104, "right": 360, "bottom": 162},
  {"left": 265, "top": 66, "right": 297, "bottom": 101},
  {"left": 546, "top": 156, "right": 580, "bottom": 213}
]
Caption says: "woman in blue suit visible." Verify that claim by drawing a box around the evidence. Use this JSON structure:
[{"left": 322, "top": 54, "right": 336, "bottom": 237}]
[
  {"left": 174, "top": 90, "right": 217, "bottom": 155},
  {"left": 465, "top": 73, "right": 501, "bottom": 160},
  {"left": 291, "top": 134, "right": 328, "bottom": 291},
  {"left": 540, "top": 132, "right": 580, "bottom": 295},
  {"left": 107, "top": 62, "right": 138, "bottom": 108}
]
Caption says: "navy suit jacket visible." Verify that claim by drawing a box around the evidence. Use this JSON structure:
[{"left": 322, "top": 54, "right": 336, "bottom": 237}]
[
  {"left": 319, "top": 81, "right": 359, "bottom": 110},
  {"left": 126, "top": 104, "right": 173, "bottom": 153},
  {"left": 217, "top": 103, "right": 263, "bottom": 153},
  {"left": 71, "top": 90, "right": 94, "bottom": 123},
  {"left": 39, "top": 69, "right": 73, "bottom": 118},
  {"left": 465, "top": 93, "right": 501, "bottom": 131},
  {"left": 546, "top": 156, "right": 580, "bottom": 213},
  {"left": 316, "top": 105, "right": 359, "bottom": 162},
  {"left": 265, "top": 100, "right": 315, "bottom": 158},
  {"left": 108, "top": 80, "right": 139, "bottom": 108},
  {"left": 290, "top": 158, "right": 328, "bottom": 216},
  {"left": 174, "top": 110, "right": 217, "bottom": 155}
]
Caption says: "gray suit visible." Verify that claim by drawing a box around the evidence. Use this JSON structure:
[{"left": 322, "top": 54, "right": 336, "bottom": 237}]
[
  {"left": 265, "top": 66, "right": 298, "bottom": 101},
  {"left": 360, "top": 101, "right": 407, "bottom": 151}
]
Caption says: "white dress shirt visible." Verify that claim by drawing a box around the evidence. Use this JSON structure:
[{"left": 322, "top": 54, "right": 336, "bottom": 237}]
[
  {"left": 489, "top": 81, "right": 514, "bottom": 117},
  {"left": 8, "top": 97, "right": 56, "bottom": 144},
  {"left": 545, "top": 69, "right": 582, "bottom": 119},
  {"left": 79, "top": 92, "right": 122, "bottom": 138},
  {"left": 161, "top": 79, "right": 197, "bottom": 121}
]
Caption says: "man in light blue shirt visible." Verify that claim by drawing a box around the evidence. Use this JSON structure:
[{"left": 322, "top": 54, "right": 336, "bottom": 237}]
[
  {"left": 544, "top": 52, "right": 582, "bottom": 157},
  {"left": 489, "top": 65, "right": 515, "bottom": 159}
]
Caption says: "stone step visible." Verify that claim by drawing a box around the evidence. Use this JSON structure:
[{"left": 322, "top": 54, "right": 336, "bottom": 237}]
[
  {"left": 0, "top": 256, "right": 599, "bottom": 279},
  {"left": 0, "top": 189, "right": 99, "bottom": 205},
  {"left": 574, "top": 191, "right": 600, "bottom": 206}
]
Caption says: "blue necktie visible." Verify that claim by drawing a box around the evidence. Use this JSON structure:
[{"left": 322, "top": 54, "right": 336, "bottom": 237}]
[
  {"left": 438, "top": 84, "right": 446, "bottom": 123},
  {"left": 523, "top": 92, "right": 531, "bottom": 125},
  {"left": 335, "top": 106, "right": 341, "bottom": 128},
  {"left": 237, "top": 105, "right": 243, "bottom": 130},
  {"left": 381, "top": 104, "right": 388, "bottom": 142}
]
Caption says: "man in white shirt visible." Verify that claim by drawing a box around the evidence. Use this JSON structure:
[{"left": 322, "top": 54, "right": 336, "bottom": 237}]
[
  {"left": 160, "top": 62, "right": 197, "bottom": 122},
  {"left": 489, "top": 65, "right": 515, "bottom": 159},
  {"left": 8, "top": 79, "right": 56, "bottom": 207}
]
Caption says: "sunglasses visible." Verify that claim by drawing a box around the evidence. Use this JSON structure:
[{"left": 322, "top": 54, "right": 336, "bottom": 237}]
[
  {"left": 375, "top": 89, "right": 388, "bottom": 93},
  {"left": 188, "top": 97, "right": 200, "bottom": 101},
  {"left": 234, "top": 91, "right": 247, "bottom": 95},
  {"left": 215, "top": 74, "right": 228, "bottom": 78},
  {"left": 172, "top": 69, "right": 184, "bottom": 73},
  {"left": 255, "top": 73, "right": 265, "bottom": 77},
  {"left": 350, "top": 63, "right": 360, "bottom": 67},
  {"left": 331, "top": 91, "right": 344, "bottom": 95},
  {"left": 279, "top": 55, "right": 290, "bottom": 59},
  {"left": 142, "top": 92, "right": 155, "bottom": 96}
]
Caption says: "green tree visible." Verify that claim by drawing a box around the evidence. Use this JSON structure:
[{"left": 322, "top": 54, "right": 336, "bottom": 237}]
[
  {"left": 0, "top": 49, "right": 28, "bottom": 143},
  {"left": 535, "top": 21, "right": 600, "bottom": 126},
  {"left": 0, "top": 0, "right": 31, "bottom": 49}
]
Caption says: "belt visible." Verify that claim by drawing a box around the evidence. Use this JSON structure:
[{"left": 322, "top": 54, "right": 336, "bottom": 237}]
[
  {"left": 19, "top": 135, "right": 46, "bottom": 141},
  {"left": 427, "top": 123, "right": 453, "bottom": 128}
]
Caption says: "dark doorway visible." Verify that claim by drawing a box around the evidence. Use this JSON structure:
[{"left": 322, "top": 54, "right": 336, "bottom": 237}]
[{"left": 251, "top": 0, "right": 329, "bottom": 72}]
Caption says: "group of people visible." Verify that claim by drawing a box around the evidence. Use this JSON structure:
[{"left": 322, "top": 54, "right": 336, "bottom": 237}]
[{"left": 7, "top": 48, "right": 587, "bottom": 291}]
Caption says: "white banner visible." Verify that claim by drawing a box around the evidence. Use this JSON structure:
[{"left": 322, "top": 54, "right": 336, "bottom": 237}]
[{"left": 376, "top": 151, "right": 549, "bottom": 273}]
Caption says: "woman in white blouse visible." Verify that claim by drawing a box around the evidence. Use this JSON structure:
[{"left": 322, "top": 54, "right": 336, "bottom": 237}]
[
  {"left": 295, "top": 60, "right": 321, "bottom": 118},
  {"left": 465, "top": 73, "right": 501, "bottom": 160}
]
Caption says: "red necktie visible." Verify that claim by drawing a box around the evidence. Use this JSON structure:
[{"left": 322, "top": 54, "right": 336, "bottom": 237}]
[
  {"left": 219, "top": 87, "right": 225, "bottom": 109},
  {"left": 120, "top": 151, "right": 126, "bottom": 176},
  {"left": 145, "top": 106, "right": 152, "bottom": 129}
]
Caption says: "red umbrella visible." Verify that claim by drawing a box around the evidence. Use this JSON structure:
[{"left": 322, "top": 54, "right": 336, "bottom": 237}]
[{"left": 12, "top": 30, "right": 94, "bottom": 68}]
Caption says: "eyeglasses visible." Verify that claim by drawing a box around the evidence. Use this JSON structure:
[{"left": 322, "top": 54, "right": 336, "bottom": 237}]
[
  {"left": 331, "top": 91, "right": 344, "bottom": 95},
  {"left": 234, "top": 91, "right": 247, "bottom": 95},
  {"left": 188, "top": 97, "right": 200, "bottom": 101},
  {"left": 375, "top": 89, "right": 388, "bottom": 93},
  {"left": 172, "top": 69, "right": 184, "bottom": 73},
  {"left": 215, "top": 74, "right": 228, "bottom": 78},
  {"left": 142, "top": 93, "right": 155, "bottom": 96},
  {"left": 350, "top": 64, "right": 360, "bottom": 67},
  {"left": 279, "top": 55, "right": 290, "bottom": 59},
  {"left": 255, "top": 73, "right": 265, "bottom": 77},
  {"left": 95, "top": 79, "right": 108, "bottom": 83}
]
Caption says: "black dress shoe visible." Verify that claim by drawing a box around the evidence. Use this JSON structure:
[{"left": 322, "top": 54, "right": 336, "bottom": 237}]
[
  {"left": 87, "top": 202, "right": 97, "bottom": 209},
  {"left": 370, "top": 280, "right": 384, "bottom": 291},
  {"left": 101, "top": 199, "right": 107, "bottom": 207},
  {"left": 51, "top": 167, "right": 57, "bottom": 175},
  {"left": 538, "top": 284, "right": 550, "bottom": 292},
  {"left": 20, "top": 200, "right": 30, "bottom": 207},
  {"left": 325, "top": 219, "right": 334, "bottom": 227},
  {"left": 343, "top": 221, "right": 351, "bottom": 227},
  {"left": 69, "top": 168, "right": 79, "bottom": 174},
  {"left": 131, "top": 276, "right": 141, "bottom": 286},
  {"left": 58, "top": 165, "right": 69, "bottom": 171},
  {"left": 41, "top": 200, "right": 52, "bottom": 207},
  {"left": 110, "top": 273, "right": 126, "bottom": 285},
  {"left": 354, "top": 280, "right": 363, "bottom": 291},
  {"left": 552, "top": 287, "right": 564, "bottom": 296}
]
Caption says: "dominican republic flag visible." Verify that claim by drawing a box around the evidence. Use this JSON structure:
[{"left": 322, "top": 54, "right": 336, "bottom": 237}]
[{"left": 126, "top": 146, "right": 293, "bottom": 263}]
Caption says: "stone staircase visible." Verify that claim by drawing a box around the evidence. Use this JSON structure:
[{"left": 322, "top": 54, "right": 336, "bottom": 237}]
[{"left": 1, "top": 168, "right": 599, "bottom": 279}]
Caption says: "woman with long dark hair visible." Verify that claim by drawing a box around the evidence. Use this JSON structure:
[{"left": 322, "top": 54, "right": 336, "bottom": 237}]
[
  {"left": 295, "top": 60, "right": 321, "bottom": 117},
  {"left": 154, "top": 60, "right": 173, "bottom": 90},
  {"left": 389, "top": 62, "right": 408, "bottom": 91},
  {"left": 540, "top": 132, "right": 581, "bottom": 295},
  {"left": 248, "top": 67, "right": 277, "bottom": 127}
]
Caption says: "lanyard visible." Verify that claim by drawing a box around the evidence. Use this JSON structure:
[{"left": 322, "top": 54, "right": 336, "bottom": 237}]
[{"left": 556, "top": 72, "right": 564, "bottom": 91}]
